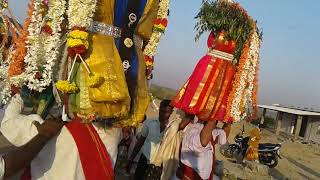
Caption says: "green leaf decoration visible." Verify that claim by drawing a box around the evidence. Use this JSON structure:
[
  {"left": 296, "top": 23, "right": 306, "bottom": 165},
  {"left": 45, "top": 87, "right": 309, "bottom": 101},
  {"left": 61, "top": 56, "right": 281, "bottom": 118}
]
[{"left": 194, "top": 1, "right": 262, "bottom": 62}]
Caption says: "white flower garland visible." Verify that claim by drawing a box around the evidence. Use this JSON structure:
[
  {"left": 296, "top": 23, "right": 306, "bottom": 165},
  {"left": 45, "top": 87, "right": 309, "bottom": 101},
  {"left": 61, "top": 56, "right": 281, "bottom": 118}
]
[
  {"left": 67, "top": 0, "right": 97, "bottom": 29},
  {"left": 25, "top": 0, "right": 66, "bottom": 92},
  {"left": 230, "top": 31, "right": 261, "bottom": 122},
  {"left": 0, "top": 16, "right": 10, "bottom": 106},
  {"left": 242, "top": 31, "right": 260, "bottom": 120},
  {"left": 0, "top": 63, "right": 10, "bottom": 106},
  {"left": 23, "top": 0, "right": 46, "bottom": 89},
  {"left": 143, "top": 0, "right": 170, "bottom": 58}
]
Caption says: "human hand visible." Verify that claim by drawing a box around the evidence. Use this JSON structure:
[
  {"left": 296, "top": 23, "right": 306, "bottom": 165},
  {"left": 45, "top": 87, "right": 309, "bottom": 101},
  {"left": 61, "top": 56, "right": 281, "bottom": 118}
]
[{"left": 33, "top": 118, "right": 65, "bottom": 140}]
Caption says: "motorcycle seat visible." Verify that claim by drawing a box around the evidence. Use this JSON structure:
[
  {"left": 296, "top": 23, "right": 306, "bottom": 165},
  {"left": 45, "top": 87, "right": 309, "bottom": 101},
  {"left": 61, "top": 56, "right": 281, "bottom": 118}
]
[{"left": 259, "top": 143, "right": 280, "bottom": 150}]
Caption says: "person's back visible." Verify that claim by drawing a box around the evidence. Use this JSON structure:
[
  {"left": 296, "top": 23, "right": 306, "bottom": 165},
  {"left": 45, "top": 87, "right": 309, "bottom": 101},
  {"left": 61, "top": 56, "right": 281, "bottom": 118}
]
[
  {"left": 177, "top": 123, "right": 226, "bottom": 180},
  {"left": 140, "top": 118, "right": 162, "bottom": 162}
]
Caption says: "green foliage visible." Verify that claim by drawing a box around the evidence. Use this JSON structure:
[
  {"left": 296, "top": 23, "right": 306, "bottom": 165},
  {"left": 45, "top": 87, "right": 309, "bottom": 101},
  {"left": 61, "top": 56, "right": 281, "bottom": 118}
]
[
  {"left": 150, "top": 84, "right": 177, "bottom": 100},
  {"left": 195, "top": 1, "right": 260, "bottom": 62}
]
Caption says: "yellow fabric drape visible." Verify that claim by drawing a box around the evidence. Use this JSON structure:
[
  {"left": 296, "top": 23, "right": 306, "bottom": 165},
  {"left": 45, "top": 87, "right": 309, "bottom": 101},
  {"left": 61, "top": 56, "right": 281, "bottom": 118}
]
[
  {"left": 70, "top": 0, "right": 159, "bottom": 124},
  {"left": 71, "top": 0, "right": 130, "bottom": 119},
  {"left": 119, "top": 0, "right": 159, "bottom": 126}
]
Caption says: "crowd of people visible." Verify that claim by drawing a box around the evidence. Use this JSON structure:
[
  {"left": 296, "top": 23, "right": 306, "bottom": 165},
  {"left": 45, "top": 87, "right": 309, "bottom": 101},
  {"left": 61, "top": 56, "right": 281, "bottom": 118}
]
[
  {"left": 0, "top": 0, "right": 263, "bottom": 179},
  {"left": 113, "top": 99, "right": 232, "bottom": 180},
  {"left": 0, "top": 98, "right": 232, "bottom": 180}
]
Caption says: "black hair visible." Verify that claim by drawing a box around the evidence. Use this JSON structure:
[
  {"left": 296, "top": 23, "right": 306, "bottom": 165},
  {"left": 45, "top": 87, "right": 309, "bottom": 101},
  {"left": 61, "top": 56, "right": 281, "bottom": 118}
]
[
  {"left": 185, "top": 113, "right": 195, "bottom": 120},
  {"left": 258, "top": 124, "right": 266, "bottom": 129},
  {"left": 160, "top": 99, "right": 173, "bottom": 109}
]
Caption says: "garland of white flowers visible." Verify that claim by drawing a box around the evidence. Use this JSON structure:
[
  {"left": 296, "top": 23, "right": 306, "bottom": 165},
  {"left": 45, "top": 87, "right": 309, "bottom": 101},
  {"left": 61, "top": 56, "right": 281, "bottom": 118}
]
[
  {"left": 0, "top": 16, "right": 14, "bottom": 106},
  {"left": 67, "top": 0, "right": 97, "bottom": 29},
  {"left": 25, "top": 0, "right": 66, "bottom": 92},
  {"left": 143, "top": 0, "right": 170, "bottom": 58},
  {"left": 0, "top": 46, "right": 16, "bottom": 106},
  {"left": 23, "top": 0, "right": 46, "bottom": 89},
  {"left": 242, "top": 31, "right": 260, "bottom": 120},
  {"left": 0, "top": 62, "right": 10, "bottom": 106},
  {"left": 230, "top": 30, "right": 261, "bottom": 122}
]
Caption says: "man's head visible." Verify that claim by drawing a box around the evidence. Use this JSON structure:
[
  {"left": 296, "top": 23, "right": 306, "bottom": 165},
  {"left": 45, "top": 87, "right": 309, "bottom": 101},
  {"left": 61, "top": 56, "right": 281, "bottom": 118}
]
[
  {"left": 159, "top": 99, "right": 173, "bottom": 128},
  {"left": 257, "top": 123, "right": 265, "bottom": 132}
]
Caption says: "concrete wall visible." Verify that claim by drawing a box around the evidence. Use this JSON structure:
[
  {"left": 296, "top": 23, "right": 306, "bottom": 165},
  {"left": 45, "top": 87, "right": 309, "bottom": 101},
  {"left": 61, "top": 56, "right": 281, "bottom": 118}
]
[
  {"left": 280, "top": 113, "right": 296, "bottom": 134},
  {"left": 306, "top": 116, "right": 320, "bottom": 144}
]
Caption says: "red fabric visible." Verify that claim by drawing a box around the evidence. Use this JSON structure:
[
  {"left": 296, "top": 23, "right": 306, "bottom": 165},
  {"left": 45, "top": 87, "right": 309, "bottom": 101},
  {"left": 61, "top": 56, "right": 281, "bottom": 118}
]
[
  {"left": 207, "top": 32, "right": 215, "bottom": 48},
  {"left": 171, "top": 55, "right": 212, "bottom": 112},
  {"left": 171, "top": 32, "right": 237, "bottom": 122},
  {"left": 20, "top": 166, "right": 31, "bottom": 180},
  {"left": 66, "top": 119, "right": 115, "bottom": 180},
  {"left": 186, "top": 59, "right": 222, "bottom": 115},
  {"left": 214, "top": 65, "right": 236, "bottom": 121},
  {"left": 177, "top": 163, "right": 203, "bottom": 180}
]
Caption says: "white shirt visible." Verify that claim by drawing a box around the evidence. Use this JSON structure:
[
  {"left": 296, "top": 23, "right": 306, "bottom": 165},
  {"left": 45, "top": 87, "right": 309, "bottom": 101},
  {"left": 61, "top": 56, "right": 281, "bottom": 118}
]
[
  {"left": 0, "top": 95, "right": 122, "bottom": 180},
  {"left": 140, "top": 118, "right": 163, "bottom": 163},
  {"left": 180, "top": 123, "right": 226, "bottom": 179},
  {"left": 0, "top": 156, "right": 4, "bottom": 180}
]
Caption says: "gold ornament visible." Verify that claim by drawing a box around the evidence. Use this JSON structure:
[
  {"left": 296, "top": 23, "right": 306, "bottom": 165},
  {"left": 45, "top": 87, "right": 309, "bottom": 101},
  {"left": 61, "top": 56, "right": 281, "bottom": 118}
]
[{"left": 124, "top": 38, "right": 133, "bottom": 48}]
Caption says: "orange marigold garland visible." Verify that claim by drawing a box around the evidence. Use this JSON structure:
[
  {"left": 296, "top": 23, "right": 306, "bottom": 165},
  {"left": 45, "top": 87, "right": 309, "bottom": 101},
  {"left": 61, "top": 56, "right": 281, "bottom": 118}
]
[
  {"left": 8, "top": 1, "right": 34, "bottom": 77},
  {"left": 4, "top": 17, "right": 17, "bottom": 44}
]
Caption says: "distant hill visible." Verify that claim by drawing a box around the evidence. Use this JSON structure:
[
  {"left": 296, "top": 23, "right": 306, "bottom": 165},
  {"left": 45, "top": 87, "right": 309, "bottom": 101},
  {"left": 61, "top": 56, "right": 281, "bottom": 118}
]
[{"left": 150, "top": 84, "right": 177, "bottom": 100}]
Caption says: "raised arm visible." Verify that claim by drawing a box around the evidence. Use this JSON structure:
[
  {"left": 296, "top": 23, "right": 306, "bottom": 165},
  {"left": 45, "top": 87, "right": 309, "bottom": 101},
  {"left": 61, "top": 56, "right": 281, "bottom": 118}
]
[
  {"left": 178, "top": 113, "right": 194, "bottom": 131},
  {"left": 200, "top": 121, "right": 216, "bottom": 147},
  {"left": 128, "top": 135, "right": 146, "bottom": 162},
  {"left": 126, "top": 122, "right": 148, "bottom": 172}
]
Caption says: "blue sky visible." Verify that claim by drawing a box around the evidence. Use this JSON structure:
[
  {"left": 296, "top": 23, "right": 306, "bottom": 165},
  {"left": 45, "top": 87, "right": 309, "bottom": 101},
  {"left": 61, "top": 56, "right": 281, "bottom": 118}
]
[{"left": 11, "top": 0, "right": 320, "bottom": 109}]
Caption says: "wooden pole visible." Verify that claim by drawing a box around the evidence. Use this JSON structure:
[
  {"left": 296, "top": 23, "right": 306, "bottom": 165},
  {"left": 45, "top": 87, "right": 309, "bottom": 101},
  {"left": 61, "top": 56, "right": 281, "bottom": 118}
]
[
  {"left": 294, "top": 115, "right": 303, "bottom": 139},
  {"left": 260, "top": 108, "right": 266, "bottom": 124}
]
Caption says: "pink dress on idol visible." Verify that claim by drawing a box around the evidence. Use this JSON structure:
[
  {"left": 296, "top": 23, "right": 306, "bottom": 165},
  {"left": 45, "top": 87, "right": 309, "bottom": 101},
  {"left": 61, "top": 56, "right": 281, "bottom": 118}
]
[{"left": 171, "top": 32, "right": 237, "bottom": 122}]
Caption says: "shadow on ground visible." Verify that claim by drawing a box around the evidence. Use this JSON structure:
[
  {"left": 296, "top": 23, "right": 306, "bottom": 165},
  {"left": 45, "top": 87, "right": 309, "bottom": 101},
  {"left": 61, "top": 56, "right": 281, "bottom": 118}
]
[
  {"left": 268, "top": 168, "right": 287, "bottom": 180},
  {"left": 283, "top": 155, "right": 320, "bottom": 179}
]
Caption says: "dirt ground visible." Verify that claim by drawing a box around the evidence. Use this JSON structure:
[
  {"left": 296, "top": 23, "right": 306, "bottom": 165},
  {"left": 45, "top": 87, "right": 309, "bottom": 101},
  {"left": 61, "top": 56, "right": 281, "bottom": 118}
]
[{"left": 217, "top": 122, "right": 320, "bottom": 180}]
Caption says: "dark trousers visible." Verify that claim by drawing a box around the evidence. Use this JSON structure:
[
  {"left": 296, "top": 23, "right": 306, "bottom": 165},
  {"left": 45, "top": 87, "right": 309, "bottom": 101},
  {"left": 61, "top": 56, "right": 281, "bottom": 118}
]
[{"left": 134, "top": 154, "right": 148, "bottom": 180}]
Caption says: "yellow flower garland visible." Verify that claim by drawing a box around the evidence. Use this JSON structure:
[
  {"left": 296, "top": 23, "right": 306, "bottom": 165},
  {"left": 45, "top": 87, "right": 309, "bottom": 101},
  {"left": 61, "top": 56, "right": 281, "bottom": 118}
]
[
  {"left": 68, "top": 30, "right": 89, "bottom": 40},
  {"left": 67, "top": 38, "right": 89, "bottom": 49},
  {"left": 55, "top": 80, "right": 78, "bottom": 94}
]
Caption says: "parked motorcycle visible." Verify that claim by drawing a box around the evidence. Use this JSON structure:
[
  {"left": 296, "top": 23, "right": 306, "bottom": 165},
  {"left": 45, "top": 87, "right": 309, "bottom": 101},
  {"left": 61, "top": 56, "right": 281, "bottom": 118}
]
[{"left": 227, "top": 125, "right": 282, "bottom": 168}]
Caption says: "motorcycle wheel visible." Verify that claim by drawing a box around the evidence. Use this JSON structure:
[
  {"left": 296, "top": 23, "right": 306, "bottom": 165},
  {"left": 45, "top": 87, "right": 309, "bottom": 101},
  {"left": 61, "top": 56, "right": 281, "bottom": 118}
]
[
  {"left": 267, "top": 156, "right": 278, "bottom": 168},
  {"left": 260, "top": 154, "right": 278, "bottom": 168},
  {"left": 234, "top": 147, "right": 245, "bottom": 164}
]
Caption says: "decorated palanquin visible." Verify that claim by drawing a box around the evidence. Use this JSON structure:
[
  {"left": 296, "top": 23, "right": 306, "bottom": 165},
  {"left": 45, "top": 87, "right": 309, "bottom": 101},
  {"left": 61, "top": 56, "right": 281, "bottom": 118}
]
[
  {"left": 171, "top": 0, "right": 262, "bottom": 123},
  {"left": 0, "top": 0, "right": 170, "bottom": 126}
]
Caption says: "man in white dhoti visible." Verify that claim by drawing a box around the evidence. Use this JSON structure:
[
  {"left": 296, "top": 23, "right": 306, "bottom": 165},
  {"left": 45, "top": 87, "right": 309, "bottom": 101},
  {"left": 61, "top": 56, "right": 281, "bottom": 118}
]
[
  {"left": 0, "top": 95, "right": 122, "bottom": 180},
  {"left": 0, "top": 118, "right": 63, "bottom": 179}
]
